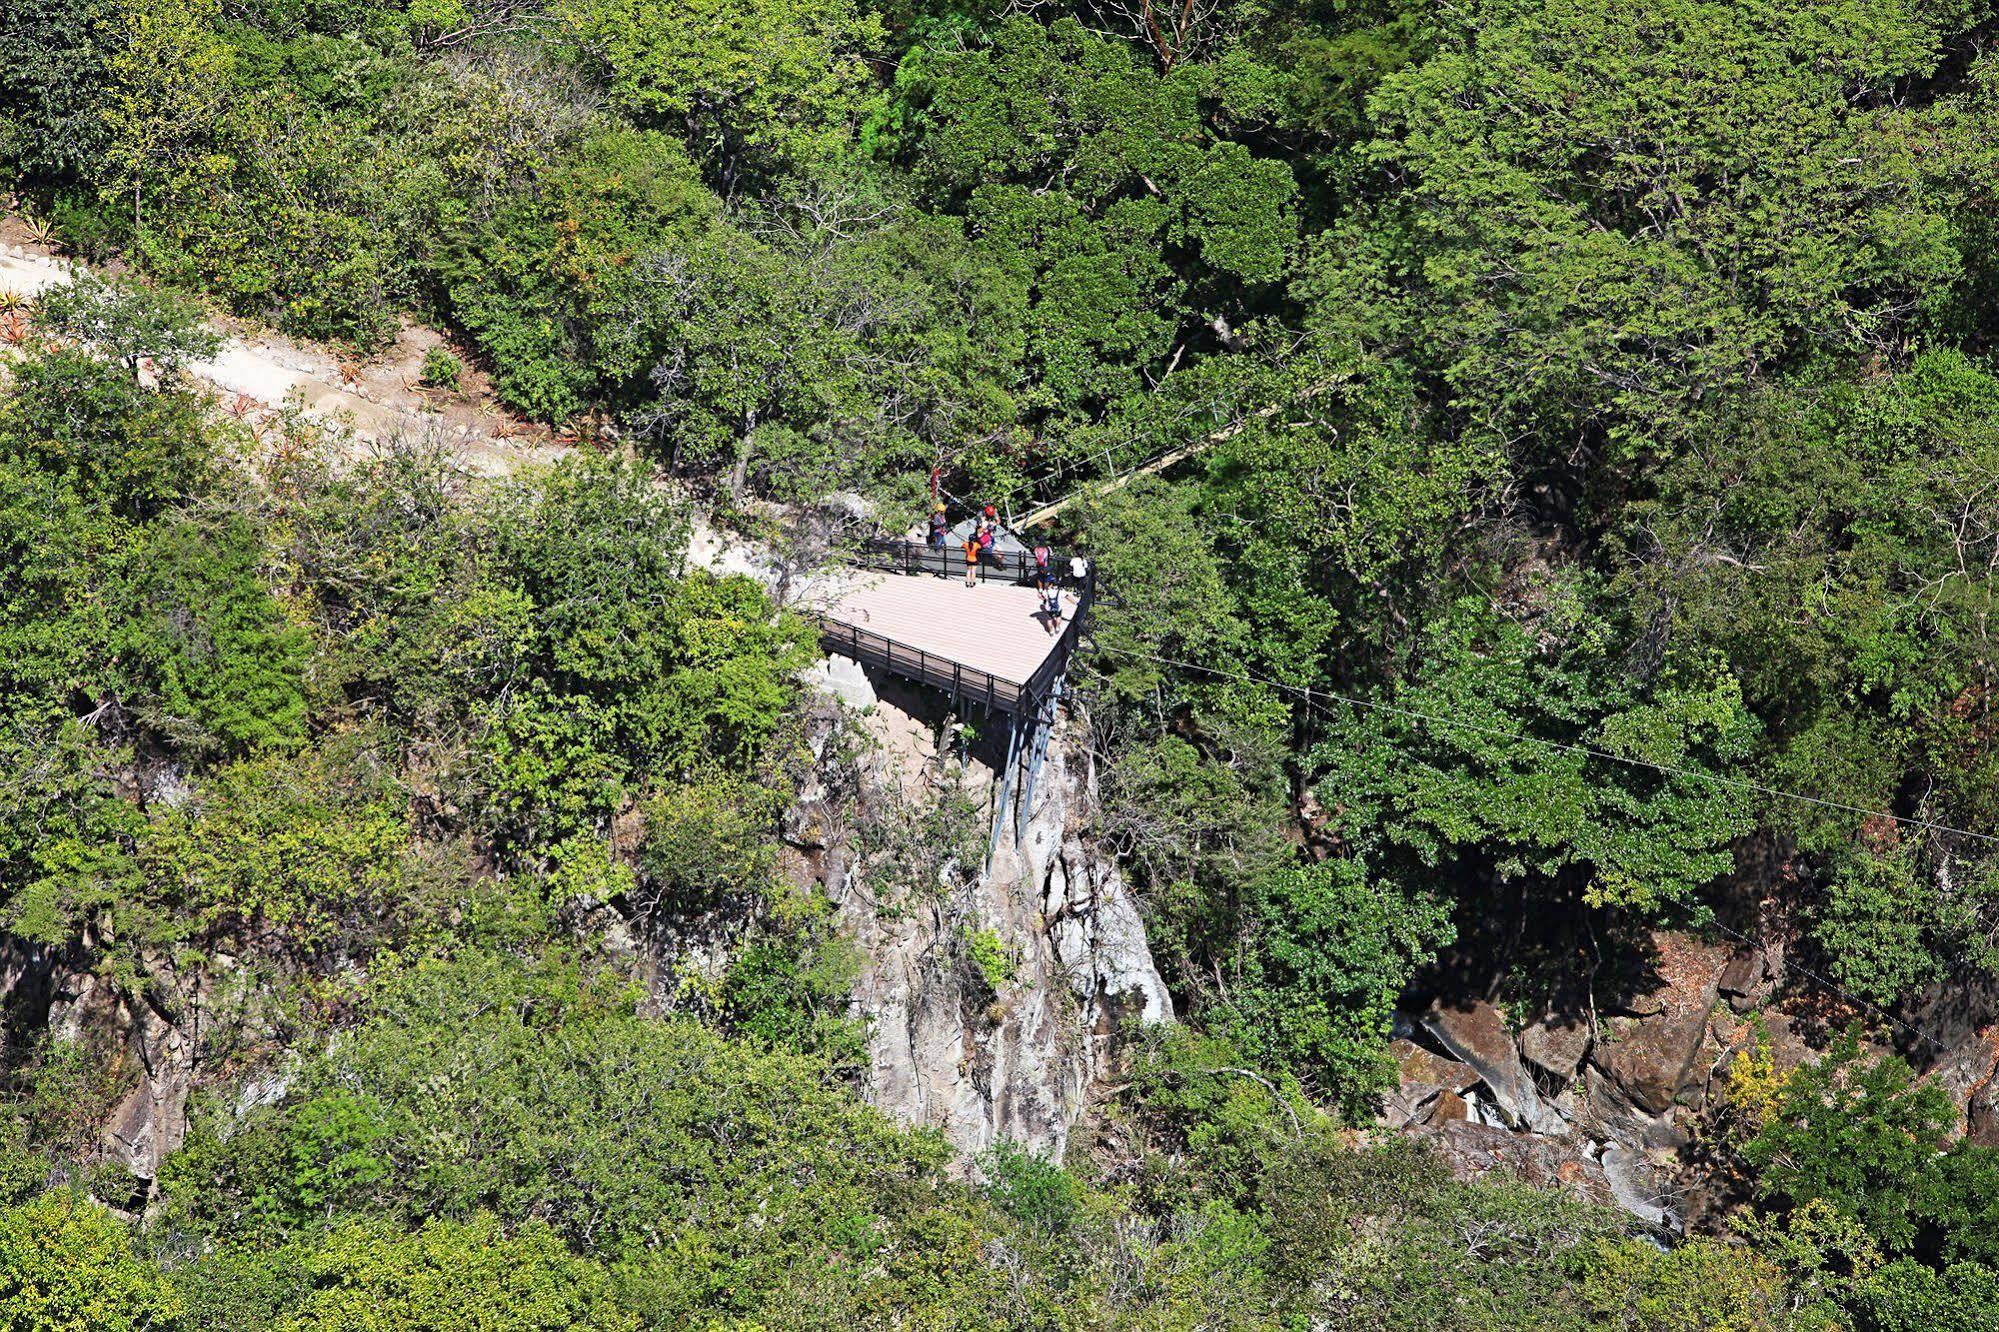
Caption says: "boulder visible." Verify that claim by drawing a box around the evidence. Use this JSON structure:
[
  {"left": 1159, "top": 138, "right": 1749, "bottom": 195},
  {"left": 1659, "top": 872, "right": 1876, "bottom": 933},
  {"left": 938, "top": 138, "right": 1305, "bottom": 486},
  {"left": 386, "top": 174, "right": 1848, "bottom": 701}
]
[
  {"left": 1717, "top": 948, "right": 1769, "bottom": 1013},
  {"left": 44, "top": 962, "right": 200, "bottom": 1188},
  {"left": 1969, "top": 1078, "right": 1999, "bottom": 1149},
  {"left": 1717, "top": 933, "right": 1788, "bottom": 1014},
  {"left": 1592, "top": 1013, "right": 1711, "bottom": 1116},
  {"left": 782, "top": 797, "right": 836, "bottom": 851},
  {"left": 1714, "top": 1009, "right": 1816, "bottom": 1079},
  {"left": 0, "top": 938, "right": 55, "bottom": 1066},
  {"left": 1925, "top": 1029, "right": 1999, "bottom": 1144},
  {"left": 1377, "top": 1040, "right": 1481, "bottom": 1129},
  {"left": 836, "top": 705, "right": 1172, "bottom": 1162},
  {"left": 1426, "top": 1090, "right": 1472, "bottom": 1125},
  {"left": 1519, "top": 1012, "right": 1592, "bottom": 1082},
  {"left": 1619, "top": 990, "right": 1668, "bottom": 1019},
  {"left": 1389, "top": 1038, "right": 1481, "bottom": 1096},
  {"left": 1589, "top": 931, "right": 1734, "bottom": 1118},
  {"left": 1583, "top": 1065, "right": 1689, "bottom": 1151},
  {"left": 102, "top": 1000, "right": 192, "bottom": 1185},
  {"left": 1414, "top": 1120, "right": 1614, "bottom": 1210},
  {"left": 1610, "top": 930, "right": 1731, "bottom": 1022},
  {"left": 1422, "top": 1001, "right": 1567, "bottom": 1134},
  {"left": 1601, "top": 1143, "right": 1679, "bottom": 1230},
  {"left": 1377, "top": 1087, "right": 1432, "bottom": 1130},
  {"left": 800, "top": 654, "right": 879, "bottom": 713}
]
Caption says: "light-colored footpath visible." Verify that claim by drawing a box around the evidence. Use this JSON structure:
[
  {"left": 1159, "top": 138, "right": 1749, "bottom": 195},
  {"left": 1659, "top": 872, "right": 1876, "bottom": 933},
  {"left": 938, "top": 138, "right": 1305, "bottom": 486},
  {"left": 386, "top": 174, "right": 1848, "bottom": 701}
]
[{"left": 1, "top": 239, "right": 563, "bottom": 477}]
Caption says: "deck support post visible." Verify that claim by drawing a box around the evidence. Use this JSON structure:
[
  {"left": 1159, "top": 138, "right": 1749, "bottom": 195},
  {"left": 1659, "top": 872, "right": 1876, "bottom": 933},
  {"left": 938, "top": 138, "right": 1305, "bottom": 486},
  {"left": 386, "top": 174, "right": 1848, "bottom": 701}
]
[
  {"left": 1015, "top": 674, "right": 1062, "bottom": 842},
  {"left": 986, "top": 709, "right": 1025, "bottom": 872}
]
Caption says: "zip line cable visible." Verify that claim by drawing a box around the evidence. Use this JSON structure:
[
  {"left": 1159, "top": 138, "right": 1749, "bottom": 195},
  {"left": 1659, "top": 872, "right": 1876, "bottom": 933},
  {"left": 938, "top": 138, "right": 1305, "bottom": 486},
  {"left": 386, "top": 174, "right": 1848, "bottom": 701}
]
[
  {"left": 1084, "top": 642, "right": 1987, "bottom": 1055},
  {"left": 1702, "top": 916, "right": 1954, "bottom": 1055}
]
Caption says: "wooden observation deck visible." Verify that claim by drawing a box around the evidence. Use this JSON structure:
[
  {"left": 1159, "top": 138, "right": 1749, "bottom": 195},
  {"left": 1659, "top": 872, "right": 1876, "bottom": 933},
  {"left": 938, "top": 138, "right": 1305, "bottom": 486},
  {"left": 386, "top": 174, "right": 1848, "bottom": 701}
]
[
  {"left": 815, "top": 538, "right": 1094, "bottom": 857},
  {"left": 816, "top": 540, "right": 1092, "bottom": 718}
]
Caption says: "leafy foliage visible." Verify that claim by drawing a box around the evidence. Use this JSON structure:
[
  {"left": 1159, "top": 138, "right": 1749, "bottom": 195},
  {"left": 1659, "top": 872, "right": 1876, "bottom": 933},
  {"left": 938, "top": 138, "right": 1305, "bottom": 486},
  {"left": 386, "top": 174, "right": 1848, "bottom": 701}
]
[
  {"left": 0, "top": 1191, "right": 184, "bottom": 1332},
  {"left": 1742, "top": 1031, "right": 1999, "bottom": 1260},
  {"left": 1316, "top": 594, "right": 1761, "bottom": 913},
  {"left": 5, "top": 1, "right": 1999, "bottom": 1327},
  {"left": 31, "top": 271, "right": 221, "bottom": 376},
  {"left": 1216, "top": 859, "right": 1451, "bottom": 1107}
]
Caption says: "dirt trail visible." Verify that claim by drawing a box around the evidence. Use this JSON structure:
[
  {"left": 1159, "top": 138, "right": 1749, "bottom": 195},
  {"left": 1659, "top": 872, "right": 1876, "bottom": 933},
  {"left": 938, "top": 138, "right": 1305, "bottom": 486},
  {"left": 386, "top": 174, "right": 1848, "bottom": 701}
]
[{"left": 0, "top": 230, "right": 566, "bottom": 477}]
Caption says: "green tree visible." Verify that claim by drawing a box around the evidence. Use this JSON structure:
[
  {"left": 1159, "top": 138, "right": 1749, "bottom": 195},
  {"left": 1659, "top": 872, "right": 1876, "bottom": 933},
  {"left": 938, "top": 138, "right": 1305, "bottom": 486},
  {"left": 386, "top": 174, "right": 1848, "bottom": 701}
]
[
  {"left": 1855, "top": 1260, "right": 1999, "bottom": 1332},
  {"left": 30, "top": 273, "right": 221, "bottom": 379},
  {"left": 433, "top": 125, "right": 716, "bottom": 419},
  {"left": 901, "top": 17, "right": 1297, "bottom": 440},
  {"left": 463, "top": 457, "right": 812, "bottom": 849},
  {"left": 135, "top": 747, "right": 411, "bottom": 955},
  {"left": 102, "top": 0, "right": 233, "bottom": 235},
  {"left": 1081, "top": 478, "right": 1244, "bottom": 705},
  {"left": 631, "top": 173, "right": 1021, "bottom": 501},
  {"left": 557, "top": 0, "right": 884, "bottom": 181},
  {"left": 0, "top": 1191, "right": 183, "bottom": 1332},
  {"left": 0, "top": 467, "right": 120, "bottom": 728},
  {"left": 113, "top": 515, "right": 309, "bottom": 757},
  {"left": 1578, "top": 1236, "right": 1796, "bottom": 1332},
  {"left": 1615, "top": 350, "right": 1999, "bottom": 996},
  {"left": 1262, "top": 1138, "right": 1629, "bottom": 1330},
  {"left": 0, "top": 0, "right": 120, "bottom": 190},
  {"left": 1742, "top": 1032, "right": 1955, "bottom": 1254},
  {"left": 160, "top": 951, "right": 948, "bottom": 1272},
  {"left": 0, "top": 348, "right": 214, "bottom": 522},
  {"left": 273, "top": 1217, "right": 636, "bottom": 1332},
  {"left": 1308, "top": 0, "right": 1965, "bottom": 460},
  {"left": 1809, "top": 844, "right": 1997, "bottom": 1007},
  {"left": 0, "top": 721, "right": 140, "bottom": 949},
  {"left": 1314, "top": 593, "right": 1761, "bottom": 913},
  {"left": 1217, "top": 859, "right": 1451, "bottom": 1107},
  {"left": 637, "top": 774, "right": 779, "bottom": 916}
]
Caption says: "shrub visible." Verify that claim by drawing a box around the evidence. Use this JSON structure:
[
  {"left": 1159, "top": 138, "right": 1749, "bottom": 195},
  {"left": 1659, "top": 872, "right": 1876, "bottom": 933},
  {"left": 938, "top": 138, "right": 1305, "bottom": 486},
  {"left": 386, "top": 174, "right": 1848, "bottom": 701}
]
[
  {"left": 30, "top": 271, "right": 220, "bottom": 377},
  {"left": 0, "top": 1191, "right": 183, "bottom": 1331},
  {"left": 112, "top": 514, "right": 309, "bottom": 757},
  {"left": 978, "top": 1140, "right": 1080, "bottom": 1236},
  {"left": 419, "top": 346, "right": 462, "bottom": 393},
  {"left": 1742, "top": 1030, "right": 1962, "bottom": 1254},
  {"left": 637, "top": 774, "right": 779, "bottom": 916}
]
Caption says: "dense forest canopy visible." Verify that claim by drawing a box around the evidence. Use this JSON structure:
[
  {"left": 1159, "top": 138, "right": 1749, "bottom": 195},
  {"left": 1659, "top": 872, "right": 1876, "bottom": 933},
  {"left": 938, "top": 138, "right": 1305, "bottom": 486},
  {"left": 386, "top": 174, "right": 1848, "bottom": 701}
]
[{"left": 2, "top": 0, "right": 1999, "bottom": 1326}]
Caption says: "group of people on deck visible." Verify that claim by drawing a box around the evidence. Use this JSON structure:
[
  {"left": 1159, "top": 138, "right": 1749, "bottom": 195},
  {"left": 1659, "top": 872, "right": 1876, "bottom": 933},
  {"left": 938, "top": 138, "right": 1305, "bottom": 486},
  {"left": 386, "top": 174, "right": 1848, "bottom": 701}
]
[{"left": 926, "top": 501, "right": 1067, "bottom": 632}]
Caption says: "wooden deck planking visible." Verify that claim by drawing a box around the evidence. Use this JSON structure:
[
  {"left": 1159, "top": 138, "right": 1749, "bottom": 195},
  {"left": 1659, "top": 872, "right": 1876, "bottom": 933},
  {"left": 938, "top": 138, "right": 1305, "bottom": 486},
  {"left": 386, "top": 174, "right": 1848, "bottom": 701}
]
[{"left": 821, "top": 572, "right": 1071, "bottom": 687}]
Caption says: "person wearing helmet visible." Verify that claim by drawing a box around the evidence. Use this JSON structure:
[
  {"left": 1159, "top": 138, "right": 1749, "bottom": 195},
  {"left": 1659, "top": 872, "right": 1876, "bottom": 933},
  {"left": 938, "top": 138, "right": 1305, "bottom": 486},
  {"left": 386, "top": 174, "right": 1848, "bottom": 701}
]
[{"left": 928, "top": 502, "right": 948, "bottom": 550}]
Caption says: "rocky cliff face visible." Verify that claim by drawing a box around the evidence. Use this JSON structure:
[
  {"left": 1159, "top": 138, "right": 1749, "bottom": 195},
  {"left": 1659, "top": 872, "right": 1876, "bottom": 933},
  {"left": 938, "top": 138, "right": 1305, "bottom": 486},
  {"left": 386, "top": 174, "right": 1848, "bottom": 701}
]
[
  {"left": 790, "top": 661, "right": 1172, "bottom": 1161},
  {"left": 0, "top": 935, "right": 272, "bottom": 1203},
  {"left": 1381, "top": 926, "right": 1999, "bottom": 1231}
]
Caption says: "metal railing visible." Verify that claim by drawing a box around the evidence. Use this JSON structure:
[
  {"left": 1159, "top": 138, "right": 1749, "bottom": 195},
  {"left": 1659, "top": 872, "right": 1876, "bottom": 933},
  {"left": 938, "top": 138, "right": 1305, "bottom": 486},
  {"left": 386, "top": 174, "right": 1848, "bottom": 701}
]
[
  {"left": 819, "top": 540, "right": 1095, "bottom": 717},
  {"left": 853, "top": 536, "right": 1088, "bottom": 588},
  {"left": 818, "top": 618, "right": 1022, "bottom": 713}
]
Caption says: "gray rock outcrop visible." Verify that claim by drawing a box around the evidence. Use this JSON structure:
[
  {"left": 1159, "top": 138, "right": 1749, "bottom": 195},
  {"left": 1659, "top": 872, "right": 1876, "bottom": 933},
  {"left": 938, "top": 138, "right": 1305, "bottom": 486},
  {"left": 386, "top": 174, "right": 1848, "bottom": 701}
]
[
  {"left": 809, "top": 677, "right": 1171, "bottom": 1162},
  {"left": 1421, "top": 1120, "right": 1617, "bottom": 1210},
  {"left": 40, "top": 955, "right": 210, "bottom": 1193}
]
